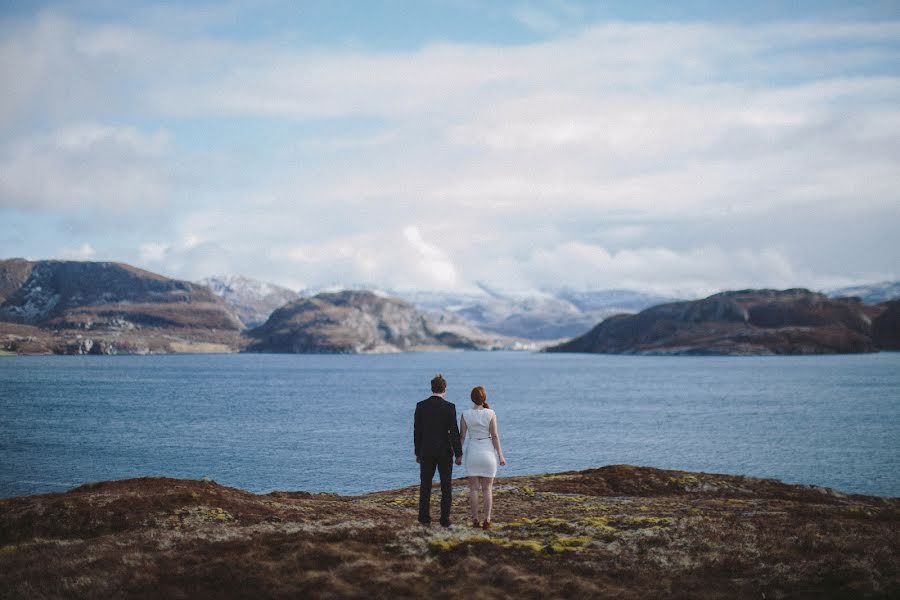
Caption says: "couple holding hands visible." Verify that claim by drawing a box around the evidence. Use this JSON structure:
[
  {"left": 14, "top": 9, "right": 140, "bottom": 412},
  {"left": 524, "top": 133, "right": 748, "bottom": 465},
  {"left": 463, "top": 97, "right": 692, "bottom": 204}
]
[{"left": 414, "top": 374, "right": 506, "bottom": 529}]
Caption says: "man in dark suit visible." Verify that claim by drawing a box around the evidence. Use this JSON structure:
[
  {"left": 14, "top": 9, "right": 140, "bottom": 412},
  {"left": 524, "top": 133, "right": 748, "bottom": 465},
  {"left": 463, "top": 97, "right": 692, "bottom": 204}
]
[{"left": 414, "top": 374, "right": 462, "bottom": 527}]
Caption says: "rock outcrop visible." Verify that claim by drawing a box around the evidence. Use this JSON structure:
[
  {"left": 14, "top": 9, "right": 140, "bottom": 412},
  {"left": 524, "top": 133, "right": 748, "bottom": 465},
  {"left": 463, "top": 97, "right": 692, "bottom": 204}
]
[
  {"left": 548, "top": 288, "right": 889, "bottom": 355},
  {"left": 245, "top": 290, "right": 489, "bottom": 353},
  {"left": 1, "top": 465, "right": 896, "bottom": 598},
  {"left": 0, "top": 259, "right": 243, "bottom": 354}
]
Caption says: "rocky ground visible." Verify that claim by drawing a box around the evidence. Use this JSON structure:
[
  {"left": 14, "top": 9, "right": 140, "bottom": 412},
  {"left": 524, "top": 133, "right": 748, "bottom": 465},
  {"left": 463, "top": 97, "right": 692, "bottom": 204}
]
[{"left": 1, "top": 465, "right": 897, "bottom": 599}]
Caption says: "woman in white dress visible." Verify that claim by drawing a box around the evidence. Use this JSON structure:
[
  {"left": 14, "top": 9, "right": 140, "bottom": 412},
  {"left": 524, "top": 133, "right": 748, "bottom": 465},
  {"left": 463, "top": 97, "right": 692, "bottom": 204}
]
[{"left": 459, "top": 386, "right": 506, "bottom": 529}]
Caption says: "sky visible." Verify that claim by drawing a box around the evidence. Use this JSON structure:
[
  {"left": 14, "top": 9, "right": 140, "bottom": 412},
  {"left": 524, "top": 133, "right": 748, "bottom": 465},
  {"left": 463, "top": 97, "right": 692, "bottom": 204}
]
[{"left": 1, "top": 0, "right": 899, "bottom": 297}]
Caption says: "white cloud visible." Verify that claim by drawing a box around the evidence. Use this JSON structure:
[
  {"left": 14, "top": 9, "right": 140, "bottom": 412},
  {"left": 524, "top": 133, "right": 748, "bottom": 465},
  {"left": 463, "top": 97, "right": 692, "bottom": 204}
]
[
  {"left": 0, "top": 124, "right": 171, "bottom": 212},
  {"left": 57, "top": 242, "right": 96, "bottom": 260},
  {"left": 138, "top": 242, "right": 167, "bottom": 263},
  {"left": 270, "top": 227, "right": 463, "bottom": 291},
  {"left": 524, "top": 243, "right": 802, "bottom": 297},
  {"left": 2, "top": 12, "right": 899, "bottom": 293}
]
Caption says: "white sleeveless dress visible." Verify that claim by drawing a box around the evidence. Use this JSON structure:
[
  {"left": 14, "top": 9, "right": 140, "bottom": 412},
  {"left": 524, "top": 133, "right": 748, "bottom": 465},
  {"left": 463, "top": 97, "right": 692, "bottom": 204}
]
[{"left": 463, "top": 407, "right": 498, "bottom": 478}]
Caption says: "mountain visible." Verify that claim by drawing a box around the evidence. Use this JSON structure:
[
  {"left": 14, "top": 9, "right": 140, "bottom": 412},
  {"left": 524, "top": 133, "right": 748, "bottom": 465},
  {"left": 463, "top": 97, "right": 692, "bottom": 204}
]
[
  {"left": 0, "top": 259, "right": 242, "bottom": 354},
  {"left": 245, "top": 290, "right": 497, "bottom": 353},
  {"left": 394, "top": 285, "right": 674, "bottom": 341},
  {"left": 824, "top": 281, "right": 900, "bottom": 304},
  {"left": 872, "top": 300, "right": 900, "bottom": 350},
  {"left": 198, "top": 275, "right": 301, "bottom": 329},
  {"left": 548, "top": 288, "right": 890, "bottom": 355}
]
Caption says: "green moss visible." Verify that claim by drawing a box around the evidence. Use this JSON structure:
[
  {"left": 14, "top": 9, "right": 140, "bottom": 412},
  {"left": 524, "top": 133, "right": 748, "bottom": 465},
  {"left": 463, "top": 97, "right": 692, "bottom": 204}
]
[
  {"left": 541, "top": 493, "right": 590, "bottom": 503},
  {"left": 520, "top": 485, "right": 535, "bottom": 496},
  {"left": 428, "top": 539, "right": 455, "bottom": 552},
  {"left": 428, "top": 535, "right": 491, "bottom": 552},
  {"left": 613, "top": 516, "right": 671, "bottom": 529},
  {"left": 501, "top": 517, "right": 573, "bottom": 533},
  {"left": 165, "top": 505, "right": 234, "bottom": 528},
  {"left": 579, "top": 517, "right": 617, "bottom": 533},
  {"left": 548, "top": 536, "right": 592, "bottom": 553},
  {"left": 499, "top": 539, "right": 545, "bottom": 553},
  {"left": 388, "top": 497, "right": 417, "bottom": 507}
]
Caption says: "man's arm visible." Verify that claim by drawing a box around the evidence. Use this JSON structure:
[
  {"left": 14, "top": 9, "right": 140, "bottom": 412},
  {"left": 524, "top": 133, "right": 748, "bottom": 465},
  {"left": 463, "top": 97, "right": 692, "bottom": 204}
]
[
  {"left": 414, "top": 403, "right": 422, "bottom": 462},
  {"left": 449, "top": 404, "right": 462, "bottom": 459}
]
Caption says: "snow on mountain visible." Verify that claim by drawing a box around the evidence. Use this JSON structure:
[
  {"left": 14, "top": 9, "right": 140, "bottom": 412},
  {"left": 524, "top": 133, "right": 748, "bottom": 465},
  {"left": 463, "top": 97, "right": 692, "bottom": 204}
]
[
  {"left": 392, "top": 286, "right": 678, "bottom": 341},
  {"left": 824, "top": 281, "right": 900, "bottom": 305},
  {"left": 198, "top": 275, "right": 301, "bottom": 329}
]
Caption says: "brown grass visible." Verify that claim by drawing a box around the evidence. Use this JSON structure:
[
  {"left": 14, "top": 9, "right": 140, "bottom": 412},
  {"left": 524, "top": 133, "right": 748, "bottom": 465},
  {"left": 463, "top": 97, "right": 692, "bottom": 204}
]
[{"left": 1, "top": 466, "right": 897, "bottom": 599}]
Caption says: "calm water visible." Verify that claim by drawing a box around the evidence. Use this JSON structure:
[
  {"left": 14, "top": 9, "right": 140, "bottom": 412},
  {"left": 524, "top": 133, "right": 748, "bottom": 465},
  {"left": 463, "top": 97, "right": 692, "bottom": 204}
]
[{"left": 1, "top": 352, "right": 898, "bottom": 498}]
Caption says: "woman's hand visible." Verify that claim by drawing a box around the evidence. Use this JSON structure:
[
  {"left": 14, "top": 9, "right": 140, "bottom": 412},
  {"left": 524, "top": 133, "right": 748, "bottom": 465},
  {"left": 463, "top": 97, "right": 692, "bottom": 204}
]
[{"left": 499, "top": 455, "right": 506, "bottom": 466}]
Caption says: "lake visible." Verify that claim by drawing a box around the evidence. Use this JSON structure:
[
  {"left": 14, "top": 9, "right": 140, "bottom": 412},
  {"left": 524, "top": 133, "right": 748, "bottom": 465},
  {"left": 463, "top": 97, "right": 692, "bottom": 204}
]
[{"left": 1, "top": 351, "right": 898, "bottom": 498}]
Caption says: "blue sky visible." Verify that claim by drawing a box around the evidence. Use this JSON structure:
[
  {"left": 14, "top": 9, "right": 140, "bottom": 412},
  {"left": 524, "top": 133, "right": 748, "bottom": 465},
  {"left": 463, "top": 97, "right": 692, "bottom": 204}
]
[{"left": 1, "top": 1, "right": 899, "bottom": 295}]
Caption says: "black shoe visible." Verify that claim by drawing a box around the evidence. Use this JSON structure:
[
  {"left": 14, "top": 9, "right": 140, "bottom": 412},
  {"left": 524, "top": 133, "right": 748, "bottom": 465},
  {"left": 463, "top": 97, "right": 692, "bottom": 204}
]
[
  {"left": 418, "top": 520, "right": 431, "bottom": 527},
  {"left": 440, "top": 521, "right": 451, "bottom": 528}
]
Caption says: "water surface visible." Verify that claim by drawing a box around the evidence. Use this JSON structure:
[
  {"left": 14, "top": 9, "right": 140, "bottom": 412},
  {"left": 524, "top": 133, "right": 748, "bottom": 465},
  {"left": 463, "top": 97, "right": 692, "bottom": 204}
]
[{"left": 1, "top": 352, "right": 898, "bottom": 497}]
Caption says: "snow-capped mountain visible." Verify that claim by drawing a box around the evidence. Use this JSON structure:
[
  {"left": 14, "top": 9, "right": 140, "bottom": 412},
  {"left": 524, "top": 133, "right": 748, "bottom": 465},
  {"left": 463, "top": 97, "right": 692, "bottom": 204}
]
[
  {"left": 824, "top": 281, "right": 900, "bottom": 305},
  {"left": 393, "top": 284, "right": 678, "bottom": 341},
  {"left": 295, "top": 279, "right": 680, "bottom": 340},
  {"left": 198, "top": 275, "right": 301, "bottom": 329}
]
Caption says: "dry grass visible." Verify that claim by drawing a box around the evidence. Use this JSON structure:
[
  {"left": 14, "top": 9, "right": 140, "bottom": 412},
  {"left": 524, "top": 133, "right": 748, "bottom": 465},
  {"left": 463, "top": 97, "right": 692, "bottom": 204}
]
[{"left": 1, "top": 466, "right": 897, "bottom": 599}]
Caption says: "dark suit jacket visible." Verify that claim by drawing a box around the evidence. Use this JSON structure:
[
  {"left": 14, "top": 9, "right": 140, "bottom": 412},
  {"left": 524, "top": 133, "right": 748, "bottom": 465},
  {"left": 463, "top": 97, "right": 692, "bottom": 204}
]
[{"left": 414, "top": 395, "right": 463, "bottom": 459}]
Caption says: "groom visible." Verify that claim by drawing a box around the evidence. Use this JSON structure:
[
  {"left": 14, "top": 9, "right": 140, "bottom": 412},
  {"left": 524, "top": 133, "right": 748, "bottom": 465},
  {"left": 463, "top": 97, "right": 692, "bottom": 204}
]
[{"left": 414, "top": 374, "right": 462, "bottom": 527}]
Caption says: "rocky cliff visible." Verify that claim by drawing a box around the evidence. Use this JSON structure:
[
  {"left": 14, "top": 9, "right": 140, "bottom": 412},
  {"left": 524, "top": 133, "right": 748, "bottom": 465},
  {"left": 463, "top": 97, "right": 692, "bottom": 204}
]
[
  {"left": 548, "top": 289, "right": 890, "bottom": 355},
  {"left": 0, "top": 259, "right": 243, "bottom": 354},
  {"left": 1, "top": 465, "right": 896, "bottom": 599},
  {"left": 245, "top": 290, "right": 491, "bottom": 353}
]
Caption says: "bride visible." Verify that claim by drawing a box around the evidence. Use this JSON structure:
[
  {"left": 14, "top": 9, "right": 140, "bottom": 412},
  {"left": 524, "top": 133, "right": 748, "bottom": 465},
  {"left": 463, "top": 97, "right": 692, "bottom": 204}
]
[{"left": 459, "top": 386, "right": 506, "bottom": 529}]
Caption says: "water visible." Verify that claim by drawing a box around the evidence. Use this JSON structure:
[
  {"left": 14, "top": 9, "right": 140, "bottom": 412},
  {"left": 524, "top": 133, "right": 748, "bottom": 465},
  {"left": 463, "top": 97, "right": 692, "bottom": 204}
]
[{"left": 1, "top": 352, "right": 898, "bottom": 498}]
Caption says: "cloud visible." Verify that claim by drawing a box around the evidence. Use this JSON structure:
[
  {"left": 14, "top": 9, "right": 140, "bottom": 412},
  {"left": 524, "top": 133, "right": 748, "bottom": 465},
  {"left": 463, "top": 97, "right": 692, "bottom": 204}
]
[
  {"left": 56, "top": 242, "right": 96, "bottom": 260},
  {"left": 0, "top": 124, "right": 171, "bottom": 213},
  {"left": 523, "top": 242, "right": 801, "bottom": 297},
  {"left": 1, "top": 10, "right": 899, "bottom": 293},
  {"left": 269, "top": 227, "right": 463, "bottom": 291}
]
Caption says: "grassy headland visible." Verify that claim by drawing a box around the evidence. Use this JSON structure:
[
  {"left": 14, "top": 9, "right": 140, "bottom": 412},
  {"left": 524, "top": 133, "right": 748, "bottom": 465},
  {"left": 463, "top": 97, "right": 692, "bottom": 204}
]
[{"left": 1, "top": 465, "right": 897, "bottom": 599}]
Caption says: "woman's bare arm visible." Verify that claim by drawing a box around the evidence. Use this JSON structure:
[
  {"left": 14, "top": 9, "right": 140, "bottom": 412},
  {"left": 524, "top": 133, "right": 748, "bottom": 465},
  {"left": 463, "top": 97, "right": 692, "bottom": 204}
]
[
  {"left": 489, "top": 415, "right": 506, "bottom": 465},
  {"left": 459, "top": 414, "right": 467, "bottom": 446}
]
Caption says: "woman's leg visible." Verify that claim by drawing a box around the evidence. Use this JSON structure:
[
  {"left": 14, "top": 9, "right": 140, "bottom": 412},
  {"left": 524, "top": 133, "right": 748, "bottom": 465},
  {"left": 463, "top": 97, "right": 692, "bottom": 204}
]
[
  {"left": 480, "top": 477, "right": 494, "bottom": 523},
  {"left": 468, "top": 477, "right": 481, "bottom": 522}
]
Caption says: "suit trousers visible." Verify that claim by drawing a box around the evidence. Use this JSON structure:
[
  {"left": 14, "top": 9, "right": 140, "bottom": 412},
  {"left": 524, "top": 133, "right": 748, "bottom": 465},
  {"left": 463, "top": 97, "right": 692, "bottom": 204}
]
[{"left": 418, "top": 454, "right": 453, "bottom": 525}]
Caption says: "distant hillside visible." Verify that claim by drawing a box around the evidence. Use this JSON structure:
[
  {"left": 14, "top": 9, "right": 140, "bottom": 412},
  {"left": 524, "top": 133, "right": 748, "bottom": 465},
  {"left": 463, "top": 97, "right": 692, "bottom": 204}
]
[
  {"left": 825, "top": 281, "right": 900, "bottom": 304},
  {"left": 246, "top": 290, "right": 498, "bottom": 353},
  {"left": 198, "top": 275, "right": 300, "bottom": 329},
  {"left": 548, "top": 288, "right": 895, "bottom": 356},
  {"left": 395, "top": 285, "right": 674, "bottom": 341},
  {"left": 0, "top": 259, "right": 242, "bottom": 355}
]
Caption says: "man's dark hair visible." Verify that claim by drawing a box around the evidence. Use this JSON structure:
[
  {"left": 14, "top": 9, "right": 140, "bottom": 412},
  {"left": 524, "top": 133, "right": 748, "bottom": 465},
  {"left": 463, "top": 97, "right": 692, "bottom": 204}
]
[{"left": 431, "top": 374, "right": 447, "bottom": 394}]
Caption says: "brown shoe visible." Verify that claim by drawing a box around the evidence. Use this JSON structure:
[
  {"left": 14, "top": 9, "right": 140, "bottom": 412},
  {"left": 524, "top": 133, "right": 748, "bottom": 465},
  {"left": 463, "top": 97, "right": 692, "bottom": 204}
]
[
  {"left": 471, "top": 519, "right": 480, "bottom": 528},
  {"left": 482, "top": 521, "right": 491, "bottom": 530}
]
